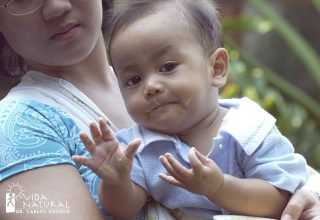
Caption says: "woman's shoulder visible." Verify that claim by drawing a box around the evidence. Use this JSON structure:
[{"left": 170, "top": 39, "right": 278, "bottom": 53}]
[
  {"left": 0, "top": 97, "right": 84, "bottom": 180},
  {"left": 0, "top": 97, "right": 74, "bottom": 127},
  {"left": 0, "top": 97, "right": 79, "bottom": 135},
  {"left": 0, "top": 98, "right": 82, "bottom": 152},
  {"left": 0, "top": 97, "right": 81, "bottom": 153},
  {"left": 1, "top": 97, "right": 57, "bottom": 111}
]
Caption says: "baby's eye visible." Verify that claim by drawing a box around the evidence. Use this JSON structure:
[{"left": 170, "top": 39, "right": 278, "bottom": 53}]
[
  {"left": 126, "top": 75, "right": 141, "bottom": 86},
  {"left": 159, "top": 62, "right": 178, "bottom": 73}
]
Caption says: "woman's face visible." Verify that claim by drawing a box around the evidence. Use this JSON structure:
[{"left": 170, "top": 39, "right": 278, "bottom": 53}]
[{"left": 0, "top": 0, "right": 103, "bottom": 70}]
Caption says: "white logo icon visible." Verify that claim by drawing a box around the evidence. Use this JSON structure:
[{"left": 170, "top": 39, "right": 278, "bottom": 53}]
[{"left": 6, "top": 183, "right": 24, "bottom": 213}]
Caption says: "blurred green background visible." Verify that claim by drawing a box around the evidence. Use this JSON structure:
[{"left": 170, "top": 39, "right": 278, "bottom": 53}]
[
  {"left": 0, "top": 0, "right": 319, "bottom": 169},
  {"left": 219, "top": 0, "right": 320, "bottom": 170}
]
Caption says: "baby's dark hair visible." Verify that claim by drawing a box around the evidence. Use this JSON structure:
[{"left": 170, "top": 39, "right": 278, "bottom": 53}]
[
  {"left": 0, "top": 0, "right": 112, "bottom": 78},
  {"left": 107, "top": 0, "right": 223, "bottom": 60}
]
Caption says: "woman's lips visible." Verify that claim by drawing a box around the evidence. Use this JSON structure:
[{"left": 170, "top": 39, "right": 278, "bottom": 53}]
[{"left": 51, "top": 24, "right": 80, "bottom": 41}]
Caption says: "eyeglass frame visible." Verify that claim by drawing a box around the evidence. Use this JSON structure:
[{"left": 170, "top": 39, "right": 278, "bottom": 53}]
[{"left": 0, "top": 0, "right": 44, "bottom": 16}]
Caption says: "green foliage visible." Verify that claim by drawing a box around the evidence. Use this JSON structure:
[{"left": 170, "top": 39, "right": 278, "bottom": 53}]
[
  {"left": 221, "top": 0, "right": 320, "bottom": 170},
  {"left": 312, "top": 0, "right": 320, "bottom": 13}
]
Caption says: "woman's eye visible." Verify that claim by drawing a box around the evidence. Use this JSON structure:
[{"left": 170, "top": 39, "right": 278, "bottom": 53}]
[
  {"left": 159, "top": 62, "right": 177, "bottom": 73},
  {"left": 126, "top": 75, "right": 141, "bottom": 86}
]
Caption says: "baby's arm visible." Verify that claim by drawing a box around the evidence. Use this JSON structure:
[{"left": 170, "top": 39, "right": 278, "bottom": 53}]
[
  {"left": 160, "top": 148, "right": 289, "bottom": 218},
  {"left": 72, "top": 119, "right": 148, "bottom": 219},
  {"left": 211, "top": 173, "right": 289, "bottom": 218}
]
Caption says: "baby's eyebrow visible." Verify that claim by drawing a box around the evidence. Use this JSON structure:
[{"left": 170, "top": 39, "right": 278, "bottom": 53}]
[
  {"left": 115, "top": 45, "right": 181, "bottom": 76},
  {"left": 151, "top": 45, "right": 179, "bottom": 59}
]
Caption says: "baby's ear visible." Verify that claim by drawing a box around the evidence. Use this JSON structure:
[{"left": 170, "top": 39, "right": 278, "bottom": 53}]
[{"left": 209, "top": 48, "right": 229, "bottom": 88}]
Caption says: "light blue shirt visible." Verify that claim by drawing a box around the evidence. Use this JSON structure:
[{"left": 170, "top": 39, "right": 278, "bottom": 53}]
[{"left": 117, "top": 97, "right": 309, "bottom": 219}]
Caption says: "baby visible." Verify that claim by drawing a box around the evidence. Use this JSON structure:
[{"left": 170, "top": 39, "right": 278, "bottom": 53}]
[{"left": 73, "top": 0, "right": 308, "bottom": 219}]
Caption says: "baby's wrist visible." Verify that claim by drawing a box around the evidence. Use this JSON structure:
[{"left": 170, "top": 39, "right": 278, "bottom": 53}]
[{"left": 207, "top": 173, "right": 225, "bottom": 199}]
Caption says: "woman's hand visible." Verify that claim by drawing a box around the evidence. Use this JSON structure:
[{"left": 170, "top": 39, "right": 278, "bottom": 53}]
[
  {"left": 72, "top": 118, "right": 141, "bottom": 185},
  {"left": 281, "top": 187, "right": 320, "bottom": 220}
]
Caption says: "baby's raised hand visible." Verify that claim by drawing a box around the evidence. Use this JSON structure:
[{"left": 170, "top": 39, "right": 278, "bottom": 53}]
[
  {"left": 159, "top": 148, "right": 224, "bottom": 197},
  {"left": 72, "top": 118, "right": 141, "bottom": 185}
]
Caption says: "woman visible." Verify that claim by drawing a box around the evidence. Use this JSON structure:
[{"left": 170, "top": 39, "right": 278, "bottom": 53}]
[
  {"left": 0, "top": 0, "right": 318, "bottom": 219},
  {"left": 0, "top": 0, "right": 135, "bottom": 219}
]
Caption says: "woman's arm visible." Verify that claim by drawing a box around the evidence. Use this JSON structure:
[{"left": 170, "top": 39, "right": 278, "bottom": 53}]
[
  {"left": 0, "top": 165, "right": 105, "bottom": 220},
  {"left": 281, "top": 166, "right": 320, "bottom": 220},
  {"left": 304, "top": 166, "right": 320, "bottom": 197}
]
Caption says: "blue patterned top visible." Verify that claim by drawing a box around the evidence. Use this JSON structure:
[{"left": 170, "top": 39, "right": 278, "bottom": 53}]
[{"left": 0, "top": 98, "right": 102, "bottom": 205}]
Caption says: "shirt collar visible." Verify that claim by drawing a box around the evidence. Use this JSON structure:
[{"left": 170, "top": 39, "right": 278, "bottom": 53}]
[
  {"left": 218, "top": 97, "right": 276, "bottom": 155},
  {"left": 131, "top": 97, "right": 276, "bottom": 157},
  {"left": 132, "top": 125, "right": 178, "bottom": 153}
]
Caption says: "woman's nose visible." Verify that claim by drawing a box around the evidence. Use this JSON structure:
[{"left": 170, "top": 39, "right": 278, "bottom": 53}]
[{"left": 42, "top": 0, "right": 72, "bottom": 21}]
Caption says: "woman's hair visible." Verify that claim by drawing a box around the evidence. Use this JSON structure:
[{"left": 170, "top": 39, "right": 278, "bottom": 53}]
[
  {"left": 0, "top": 0, "right": 112, "bottom": 78},
  {"left": 107, "top": 0, "right": 223, "bottom": 62}
]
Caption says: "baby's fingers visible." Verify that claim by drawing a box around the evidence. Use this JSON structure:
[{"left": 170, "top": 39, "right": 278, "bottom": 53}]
[
  {"left": 79, "top": 131, "right": 96, "bottom": 155},
  {"left": 159, "top": 173, "right": 183, "bottom": 188},
  {"left": 188, "top": 148, "right": 203, "bottom": 172},
  {"left": 192, "top": 148, "right": 220, "bottom": 172},
  {"left": 125, "top": 139, "right": 141, "bottom": 161},
  {"left": 189, "top": 148, "right": 211, "bottom": 173},
  {"left": 98, "top": 118, "right": 116, "bottom": 142},
  {"left": 89, "top": 122, "right": 103, "bottom": 144},
  {"left": 72, "top": 155, "right": 94, "bottom": 170},
  {"left": 159, "top": 153, "right": 189, "bottom": 180}
]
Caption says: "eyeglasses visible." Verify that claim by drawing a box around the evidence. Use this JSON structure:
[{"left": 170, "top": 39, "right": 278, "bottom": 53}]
[{"left": 0, "top": 0, "right": 44, "bottom": 16}]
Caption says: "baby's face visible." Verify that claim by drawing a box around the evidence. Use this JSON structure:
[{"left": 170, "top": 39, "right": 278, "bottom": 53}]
[{"left": 110, "top": 7, "right": 219, "bottom": 134}]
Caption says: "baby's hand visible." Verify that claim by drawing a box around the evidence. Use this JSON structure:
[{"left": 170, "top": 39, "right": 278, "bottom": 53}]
[
  {"left": 159, "top": 148, "right": 224, "bottom": 197},
  {"left": 72, "top": 118, "right": 141, "bottom": 185}
]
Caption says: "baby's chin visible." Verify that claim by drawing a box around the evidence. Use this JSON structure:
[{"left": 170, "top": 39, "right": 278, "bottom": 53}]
[{"left": 137, "top": 123, "right": 180, "bottom": 136}]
